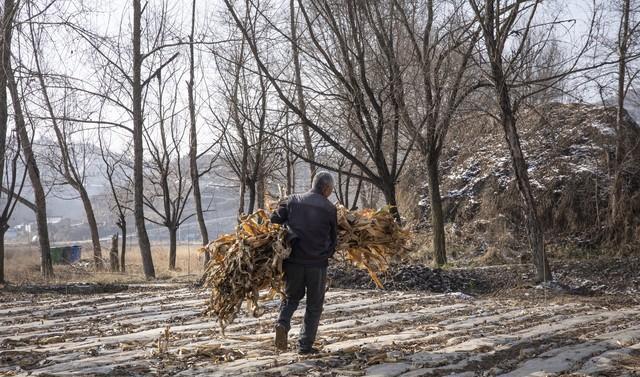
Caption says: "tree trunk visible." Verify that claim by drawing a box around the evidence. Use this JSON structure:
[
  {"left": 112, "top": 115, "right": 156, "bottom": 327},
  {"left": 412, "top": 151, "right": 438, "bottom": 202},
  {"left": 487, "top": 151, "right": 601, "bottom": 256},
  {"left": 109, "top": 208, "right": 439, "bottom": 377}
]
[
  {"left": 28, "top": 17, "right": 104, "bottom": 272},
  {"left": 187, "top": 0, "right": 209, "bottom": 266},
  {"left": 4, "top": 8, "right": 53, "bottom": 278},
  {"left": 247, "top": 179, "right": 256, "bottom": 214},
  {"left": 0, "top": 0, "right": 8, "bottom": 209},
  {"left": 382, "top": 184, "right": 401, "bottom": 224},
  {"left": 132, "top": 0, "right": 155, "bottom": 279},
  {"left": 0, "top": 225, "right": 6, "bottom": 283},
  {"left": 289, "top": 0, "right": 315, "bottom": 180},
  {"left": 427, "top": 156, "right": 447, "bottom": 266},
  {"left": 168, "top": 226, "right": 177, "bottom": 271},
  {"left": 110, "top": 234, "right": 119, "bottom": 272},
  {"left": 7, "top": 74, "right": 53, "bottom": 278},
  {"left": 0, "top": 0, "right": 9, "bottom": 284},
  {"left": 496, "top": 87, "right": 551, "bottom": 282},
  {"left": 286, "top": 152, "right": 294, "bottom": 195},
  {"left": 351, "top": 179, "right": 363, "bottom": 210},
  {"left": 611, "top": 0, "right": 630, "bottom": 243},
  {"left": 238, "top": 177, "right": 246, "bottom": 215},
  {"left": 119, "top": 221, "right": 127, "bottom": 273},
  {"left": 78, "top": 186, "right": 103, "bottom": 270},
  {"left": 257, "top": 176, "right": 265, "bottom": 210}
]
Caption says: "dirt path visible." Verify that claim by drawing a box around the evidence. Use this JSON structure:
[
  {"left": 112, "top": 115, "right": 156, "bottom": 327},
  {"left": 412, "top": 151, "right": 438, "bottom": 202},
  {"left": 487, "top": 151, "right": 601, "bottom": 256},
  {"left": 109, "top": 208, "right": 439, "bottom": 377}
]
[{"left": 1, "top": 286, "right": 639, "bottom": 376}]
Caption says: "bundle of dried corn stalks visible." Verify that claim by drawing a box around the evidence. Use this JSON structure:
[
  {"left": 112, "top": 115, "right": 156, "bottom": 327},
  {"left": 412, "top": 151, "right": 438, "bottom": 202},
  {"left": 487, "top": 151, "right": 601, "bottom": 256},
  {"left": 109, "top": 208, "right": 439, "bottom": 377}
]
[
  {"left": 199, "top": 205, "right": 407, "bottom": 331},
  {"left": 199, "top": 210, "right": 289, "bottom": 330},
  {"left": 336, "top": 205, "right": 408, "bottom": 288}
]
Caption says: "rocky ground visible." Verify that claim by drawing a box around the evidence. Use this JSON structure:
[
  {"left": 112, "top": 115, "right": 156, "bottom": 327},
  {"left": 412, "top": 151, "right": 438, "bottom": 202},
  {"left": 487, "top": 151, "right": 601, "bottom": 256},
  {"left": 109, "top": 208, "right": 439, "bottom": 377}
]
[
  {"left": 0, "top": 258, "right": 639, "bottom": 376},
  {"left": 329, "top": 257, "right": 640, "bottom": 300}
]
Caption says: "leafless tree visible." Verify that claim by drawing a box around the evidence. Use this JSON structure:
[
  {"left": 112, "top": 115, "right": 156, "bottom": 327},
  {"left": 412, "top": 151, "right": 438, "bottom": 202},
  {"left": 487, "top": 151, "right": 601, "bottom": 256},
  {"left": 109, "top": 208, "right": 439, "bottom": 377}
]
[
  {"left": 611, "top": 0, "right": 640, "bottom": 243},
  {"left": 143, "top": 64, "right": 193, "bottom": 271},
  {"left": 211, "top": 8, "right": 285, "bottom": 215},
  {"left": 2, "top": 0, "right": 53, "bottom": 278},
  {"left": 186, "top": 0, "right": 210, "bottom": 263},
  {"left": 376, "top": 0, "right": 481, "bottom": 265},
  {"left": 98, "top": 131, "right": 132, "bottom": 273},
  {"left": 289, "top": 0, "right": 316, "bottom": 181},
  {"left": 0, "top": 121, "right": 29, "bottom": 283},
  {"left": 223, "top": 0, "right": 418, "bottom": 222},
  {"left": 27, "top": 8, "right": 105, "bottom": 270},
  {"left": 467, "top": 0, "right": 597, "bottom": 281}
]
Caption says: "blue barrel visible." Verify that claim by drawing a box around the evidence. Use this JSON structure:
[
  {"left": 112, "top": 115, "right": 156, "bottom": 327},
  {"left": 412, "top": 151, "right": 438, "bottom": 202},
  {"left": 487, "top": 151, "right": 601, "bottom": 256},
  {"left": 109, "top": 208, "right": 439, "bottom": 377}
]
[{"left": 69, "top": 245, "right": 81, "bottom": 263}]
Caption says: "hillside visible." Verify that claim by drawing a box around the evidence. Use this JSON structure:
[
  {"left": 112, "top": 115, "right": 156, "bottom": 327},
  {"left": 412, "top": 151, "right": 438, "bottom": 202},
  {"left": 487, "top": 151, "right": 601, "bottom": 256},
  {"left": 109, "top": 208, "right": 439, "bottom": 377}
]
[{"left": 404, "top": 103, "right": 640, "bottom": 262}]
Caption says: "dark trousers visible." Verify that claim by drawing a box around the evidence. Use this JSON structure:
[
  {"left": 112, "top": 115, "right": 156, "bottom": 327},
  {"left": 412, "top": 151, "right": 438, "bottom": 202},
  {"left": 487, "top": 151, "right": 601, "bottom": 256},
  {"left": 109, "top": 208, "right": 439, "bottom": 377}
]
[{"left": 277, "top": 262, "right": 327, "bottom": 349}]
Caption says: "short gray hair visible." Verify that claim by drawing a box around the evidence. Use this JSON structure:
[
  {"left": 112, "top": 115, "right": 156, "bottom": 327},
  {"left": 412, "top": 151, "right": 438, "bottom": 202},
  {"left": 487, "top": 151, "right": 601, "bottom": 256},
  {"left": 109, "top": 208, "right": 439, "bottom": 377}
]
[{"left": 312, "top": 171, "right": 335, "bottom": 192}]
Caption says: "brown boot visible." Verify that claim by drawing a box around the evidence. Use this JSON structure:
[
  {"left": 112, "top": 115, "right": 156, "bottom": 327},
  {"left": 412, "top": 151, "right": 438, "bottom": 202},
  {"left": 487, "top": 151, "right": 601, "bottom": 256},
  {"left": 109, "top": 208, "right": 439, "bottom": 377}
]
[{"left": 275, "top": 323, "right": 288, "bottom": 351}]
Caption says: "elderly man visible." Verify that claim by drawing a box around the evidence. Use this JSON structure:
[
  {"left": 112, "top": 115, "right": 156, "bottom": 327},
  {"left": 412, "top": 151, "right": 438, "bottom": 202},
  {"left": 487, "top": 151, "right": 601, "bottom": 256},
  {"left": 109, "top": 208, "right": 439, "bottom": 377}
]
[{"left": 270, "top": 171, "right": 337, "bottom": 354}]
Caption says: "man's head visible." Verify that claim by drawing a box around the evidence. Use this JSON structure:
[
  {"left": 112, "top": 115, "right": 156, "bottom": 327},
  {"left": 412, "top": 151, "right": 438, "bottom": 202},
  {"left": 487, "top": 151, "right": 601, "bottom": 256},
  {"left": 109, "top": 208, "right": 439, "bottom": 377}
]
[{"left": 312, "top": 171, "right": 335, "bottom": 198}]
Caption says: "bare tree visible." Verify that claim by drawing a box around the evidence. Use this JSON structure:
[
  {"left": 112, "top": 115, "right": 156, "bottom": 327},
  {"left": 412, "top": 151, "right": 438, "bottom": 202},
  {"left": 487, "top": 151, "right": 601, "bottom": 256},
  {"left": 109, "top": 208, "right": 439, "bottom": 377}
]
[
  {"left": 65, "top": 0, "right": 187, "bottom": 278},
  {"left": 132, "top": 0, "right": 155, "bottom": 278},
  {"left": 223, "top": 0, "right": 417, "bottom": 222},
  {"left": 143, "top": 65, "right": 193, "bottom": 271},
  {"left": 212, "top": 9, "right": 284, "bottom": 215},
  {"left": 611, "top": 0, "right": 640, "bottom": 243},
  {"left": 27, "top": 9, "right": 105, "bottom": 270},
  {"left": 289, "top": 0, "right": 316, "bottom": 180},
  {"left": 2, "top": 0, "right": 53, "bottom": 278},
  {"left": 187, "top": 0, "right": 210, "bottom": 263},
  {"left": 469, "top": 0, "right": 552, "bottom": 281},
  {"left": 98, "top": 131, "right": 132, "bottom": 273},
  {"left": 381, "top": 0, "right": 481, "bottom": 265},
  {"left": 0, "top": 123, "right": 29, "bottom": 283}
]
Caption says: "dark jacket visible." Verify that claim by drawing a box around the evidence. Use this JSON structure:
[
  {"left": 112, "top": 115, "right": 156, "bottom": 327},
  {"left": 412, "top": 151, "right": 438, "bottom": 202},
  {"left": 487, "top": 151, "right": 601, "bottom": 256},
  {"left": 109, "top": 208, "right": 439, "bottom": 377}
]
[{"left": 270, "top": 190, "right": 337, "bottom": 267}]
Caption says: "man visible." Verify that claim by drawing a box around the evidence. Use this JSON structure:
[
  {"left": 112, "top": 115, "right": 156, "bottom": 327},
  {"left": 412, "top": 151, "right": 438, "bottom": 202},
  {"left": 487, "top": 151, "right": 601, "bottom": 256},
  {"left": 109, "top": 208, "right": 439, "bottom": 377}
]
[{"left": 270, "top": 171, "right": 337, "bottom": 355}]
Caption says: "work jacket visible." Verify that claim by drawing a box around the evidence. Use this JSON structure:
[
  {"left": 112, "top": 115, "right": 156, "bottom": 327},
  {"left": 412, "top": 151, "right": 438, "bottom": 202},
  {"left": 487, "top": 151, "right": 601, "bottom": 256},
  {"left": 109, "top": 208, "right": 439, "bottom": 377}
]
[{"left": 270, "top": 190, "right": 337, "bottom": 267}]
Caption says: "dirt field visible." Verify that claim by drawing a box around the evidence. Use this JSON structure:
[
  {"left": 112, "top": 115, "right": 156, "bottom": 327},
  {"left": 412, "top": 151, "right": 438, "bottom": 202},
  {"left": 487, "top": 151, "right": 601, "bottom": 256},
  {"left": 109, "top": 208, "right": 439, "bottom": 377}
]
[{"left": 1, "top": 283, "right": 640, "bottom": 376}]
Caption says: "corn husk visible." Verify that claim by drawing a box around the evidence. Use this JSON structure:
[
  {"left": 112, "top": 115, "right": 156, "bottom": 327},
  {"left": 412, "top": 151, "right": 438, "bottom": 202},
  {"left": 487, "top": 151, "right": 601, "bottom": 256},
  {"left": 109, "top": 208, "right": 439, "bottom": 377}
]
[
  {"left": 336, "top": 205, "right": 409, "bottom": 288},
  {"left": 199, "top": 205, "right": 408, "bottom": 331},
  {"left": 199, "top": 210, "right": 290, "bottom": 331}
]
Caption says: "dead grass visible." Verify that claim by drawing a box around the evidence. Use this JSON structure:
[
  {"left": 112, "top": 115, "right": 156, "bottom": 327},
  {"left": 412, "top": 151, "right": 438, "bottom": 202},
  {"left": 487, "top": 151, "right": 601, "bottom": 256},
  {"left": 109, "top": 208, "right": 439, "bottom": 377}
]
[{"left": 3, "top": 242, "right": 206, "bottom": 284}]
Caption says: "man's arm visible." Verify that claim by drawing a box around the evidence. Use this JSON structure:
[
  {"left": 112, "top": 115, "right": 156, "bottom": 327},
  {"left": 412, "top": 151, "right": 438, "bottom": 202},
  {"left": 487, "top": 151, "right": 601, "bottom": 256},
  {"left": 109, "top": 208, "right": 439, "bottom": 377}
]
[
  {"left": 328, "top": 207, "right": 337, "bottom": 257},
  {"left": 270, "top": 199, "right": 289, "bottom": 224}
]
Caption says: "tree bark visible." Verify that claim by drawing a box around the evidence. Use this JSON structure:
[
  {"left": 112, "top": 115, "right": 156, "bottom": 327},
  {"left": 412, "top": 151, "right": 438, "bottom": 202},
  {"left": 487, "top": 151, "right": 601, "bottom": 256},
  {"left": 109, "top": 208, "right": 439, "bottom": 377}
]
[
  {"left": 473, "top": 0, "right": 552, "bottom": 283},
  {"left": 427, "top": 156, "right": 447, "bottom": 266},
  {"left": 0, "top": 0, "right": 8, "bottom": 209},
  {"left": 119, "top": 219, "right": 127, "bottom": 272},
  {"left": 289, "top": 0, "right": 315, "bottom": 181},
  {"left": 4, "top": 1, "right": 53, "bottom": 278},
  {"left": 78, "top": 186, "right": 103, "bottom": 270},
  {"left": 168, "top": 226, "right": 177, "bottom": 271},
  {"left": 28, "top": 16, "right": 104, "bottom": 271},
  {"left": 7, "top": 67, "right": 53, "bottom": 279},
  {"left": 0, "top": 0, "right": 10, "bottom": 284},
  {"left": 187, "top": 0, "right": 209, "bottom": 265},
  {"left": 257, "top": 175, "right": 265, "bottom": 210},
  {"left": 285, "top": 151, "right": 294, "bottom": 195},
  {"left": 611, "top": 0, "right": 630, "bottom": 243},
  {"left": 110, "top": 233, "right": 119, "bottom": 272},
  {"left": 0, "top": 225, "right": 6, "bottom": 283},
  {"left": 132, "top": 0, "right": 155, "bottom": 279},
  {"left": 247, "top": 179, "right": 256, "bottom": 214},
  {"left": 496, "top": 85, "right": 551, "bottom": 282},
  {"left": 381, "top": 184, "right": 401, "bottom": 223}
]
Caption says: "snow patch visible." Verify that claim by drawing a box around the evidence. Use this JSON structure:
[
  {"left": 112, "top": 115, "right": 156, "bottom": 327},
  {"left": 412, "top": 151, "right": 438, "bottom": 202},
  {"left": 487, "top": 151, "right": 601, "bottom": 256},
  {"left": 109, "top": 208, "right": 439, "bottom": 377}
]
[{"left": 590, "top": 122, "right": 616, "bottom": 136}]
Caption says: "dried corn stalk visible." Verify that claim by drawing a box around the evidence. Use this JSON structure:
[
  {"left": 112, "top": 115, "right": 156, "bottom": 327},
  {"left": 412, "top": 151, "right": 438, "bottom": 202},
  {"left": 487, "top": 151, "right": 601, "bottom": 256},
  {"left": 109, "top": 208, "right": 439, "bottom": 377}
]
[
  {"left": 200, "top": 206, "right": 408, "bottom": 331},
  {"left": 199, "top": 210, "right": 290, "bottom": 331},
  {"left": 336, "top": 205, "right": 408, "bottom": 288}
]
